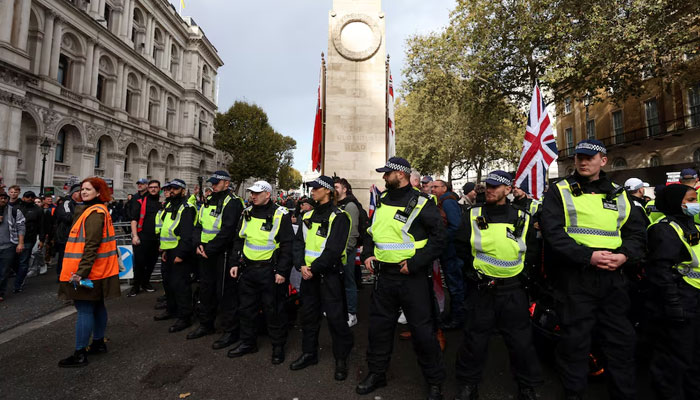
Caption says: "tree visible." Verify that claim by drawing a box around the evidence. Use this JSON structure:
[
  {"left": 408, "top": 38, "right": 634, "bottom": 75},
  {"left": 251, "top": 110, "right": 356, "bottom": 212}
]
[
  {"left": 214, "top": 101, "right": 297, "bottom": 191},
  {"left": 277, "top": 166, "right": 303, "bottom": 192}
]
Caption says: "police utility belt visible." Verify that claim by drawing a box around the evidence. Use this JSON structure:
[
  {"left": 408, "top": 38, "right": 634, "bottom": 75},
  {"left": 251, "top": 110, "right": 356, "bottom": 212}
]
[{"left": 472, "top": 274, "right": 522, "bottom": 291}]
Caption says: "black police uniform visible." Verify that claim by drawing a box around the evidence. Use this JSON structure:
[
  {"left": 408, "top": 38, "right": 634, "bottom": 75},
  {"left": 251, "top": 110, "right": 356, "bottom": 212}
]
[
  {"left": 190, "top": 189, "right": 244, "bottom": 347},
  {"left": 360, "top": 183, "right": 447, "bottom": 391},
  {"left": 540, "top": 171, "right": 646, "bottom": 399},
  {"left": 291, "top": 200, "right": 353, "bottom": 372},
  {"left": 455, "top": 201, "right": 543, "bottom": 396},
  {"left": 646, "top": 207, "right": 700, "bottom": 399},
  {"left": 231, "top": 200, "right": 294, "bottom": 356},
  {"left": 160, "top": 193, "right": 196, "bottom": 330}
]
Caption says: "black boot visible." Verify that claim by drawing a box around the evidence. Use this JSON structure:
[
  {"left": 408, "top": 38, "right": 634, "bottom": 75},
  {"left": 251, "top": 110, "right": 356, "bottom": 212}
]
[
  {"left": 186, "top": 325, "right": 214, "bottom": 340},
  {"left": 212, "top": 331, "right": 239, "bottom": 349},
  {"left": 455, "top": 384, "right": 479, "bottom": 400},
  {"left": 564, "top": 391, "right": 582, "bottom": 400},
  {"left": 86, "top": 339, "right": 107, "bottom": 355},
  {"left": 58, "top": 348, "right": 88, "bottom": 368},
  {"left": 126, "top": 286, "right": 139, "bottom": 297},
  {"left": 355, "top": 372, "right": 387, "bottom": 395},
  {"left": 153, "top": 312, "right": 174, "bottom": 321},
  {"left": 427, "top": 384, "right": 443, "bottom": 400},
  {"left": 289, "top": 353, "right": 318, "bottom": 371},
  {"left": 227, "top": 342, "right": 258, "bottom": 358},
  {"left": 334, "top": 359, "right": 348, "bottom": 381},
  {"left": 169, "top": 318, "right": 192, "bottom": 333},
  {"left": 518, "top": 385, "right": 537, "bottom": 400},
  {"left": 271, "top": 345, "right": 285, "bottom": 365}
]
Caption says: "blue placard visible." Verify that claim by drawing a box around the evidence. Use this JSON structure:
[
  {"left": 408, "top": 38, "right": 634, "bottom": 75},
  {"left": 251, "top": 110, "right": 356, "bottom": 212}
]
[{"left": 118, "top": 245, "right": 134, "bottom": 279}]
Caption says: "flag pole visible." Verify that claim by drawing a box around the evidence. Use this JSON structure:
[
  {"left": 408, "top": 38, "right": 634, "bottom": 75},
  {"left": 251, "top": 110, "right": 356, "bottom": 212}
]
[
  {"left": 385, "top": 55, "right": 390, "bottom": 162},
  {"left": 320, "top": 52, "right": 326, "bottom": 175}
]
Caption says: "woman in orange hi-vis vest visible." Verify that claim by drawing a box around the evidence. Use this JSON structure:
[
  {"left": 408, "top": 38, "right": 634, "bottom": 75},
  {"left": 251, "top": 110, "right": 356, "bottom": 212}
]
[{"left": 58, "top": 177, "right": 121, "bottom": 368}]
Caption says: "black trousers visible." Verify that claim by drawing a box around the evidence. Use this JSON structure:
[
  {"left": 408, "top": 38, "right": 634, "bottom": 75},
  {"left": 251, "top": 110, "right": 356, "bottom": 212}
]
[
  {"left": 161, "top": 250, "right": 193, "bottom": 320},
  {"left": 555, "top": 268, "right": 636, "bottom": 399},
  {"left": 55, "top": 242, "right": 66, "bottom": 277},
  {"left": 196, "top": 252, "right": 239, "bottom": 333},
  {"left": 649, "top": 282, "right": 700, "bottom": 400},
  {"left": 455, "top": 281, "right": 543, "bottom": 387},
  {"left": 366, "top": 274, "right": 446, "bottom": 385},
  {"left": 238, "top": 264, "right": 287, "bottom": 346},
  {"left": 133, "top": 239, "right": 159, "bottom": 288},
  {"left": 300, "top": 270, "right": 353, "bottom": 359}
]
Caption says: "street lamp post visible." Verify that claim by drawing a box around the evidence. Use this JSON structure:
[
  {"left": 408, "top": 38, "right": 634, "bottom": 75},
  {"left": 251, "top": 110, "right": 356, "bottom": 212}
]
[
  {"left": 39, "top": 138, "right": 51, "bottom": 196},
  {"left": 584, "top": 91, "right": 592, "bottom": 139}
]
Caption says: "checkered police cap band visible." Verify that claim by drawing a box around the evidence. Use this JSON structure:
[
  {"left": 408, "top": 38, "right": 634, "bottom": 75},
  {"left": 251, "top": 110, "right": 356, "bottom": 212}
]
[
  {"left": 486, "top": 174, "right": 512, "bottom": 186},
  {"left": 314, "top": 178, "right": 333, "bottom": 190},
  {"left": 576, "top": 142, "right": 607, "bottom": 154},
  {"left": 211, "top": 173, "right": 230, "bottom": 181},
  {"left": 385, "top": 162, "right": 411, "bottom": 174}
]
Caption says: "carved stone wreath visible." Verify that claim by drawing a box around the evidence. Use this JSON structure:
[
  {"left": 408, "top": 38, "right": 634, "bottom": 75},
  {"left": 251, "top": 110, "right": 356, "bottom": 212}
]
[{"left": 332, "top": 13, "right": 382, "bottom": 62}]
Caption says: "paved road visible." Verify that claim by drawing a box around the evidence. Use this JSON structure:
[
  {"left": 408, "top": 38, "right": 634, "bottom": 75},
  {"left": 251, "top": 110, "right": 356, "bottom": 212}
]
[{"left": 0, "top": 280, "right": 655, "bottom": 400}]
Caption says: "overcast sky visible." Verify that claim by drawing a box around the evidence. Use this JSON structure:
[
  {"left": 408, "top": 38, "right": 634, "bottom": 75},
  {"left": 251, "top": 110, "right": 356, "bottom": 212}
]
[{"left": 168, "top": 0, "right": 456, "bottom": 171}]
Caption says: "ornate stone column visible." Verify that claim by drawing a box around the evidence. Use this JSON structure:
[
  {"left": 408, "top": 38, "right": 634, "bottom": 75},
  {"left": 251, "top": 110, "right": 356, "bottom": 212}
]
[
  {"left": 39, "top": 11, "right": 55, "bottom": 77},
  {"left": 48, "top": 18, "right": 62, "bottom": 80},
  {"left": 82, "top": 39, "right": 95, "bottom": 95},
  {"left": 0, "top": 0, "right": 14, "bottom": 43},
  {"left": 16, "top": 0, "right": 32, "bottom": 50}
]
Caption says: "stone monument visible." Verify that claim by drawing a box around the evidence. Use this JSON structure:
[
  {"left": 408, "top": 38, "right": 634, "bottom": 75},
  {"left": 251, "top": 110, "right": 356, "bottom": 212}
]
[{"left": 323, "top": 0, "right": 387, "bottom": 205}]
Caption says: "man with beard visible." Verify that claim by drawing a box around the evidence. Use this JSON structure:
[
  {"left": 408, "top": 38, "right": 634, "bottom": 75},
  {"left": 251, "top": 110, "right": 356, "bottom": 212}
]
[{"left": 128, "top": 180, "right": 162, "bottom": 297}]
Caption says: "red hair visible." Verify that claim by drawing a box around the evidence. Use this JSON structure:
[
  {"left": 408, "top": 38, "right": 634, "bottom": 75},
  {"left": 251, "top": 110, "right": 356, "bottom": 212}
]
[{"left": 81, "top": 177, "right": 112, "bottom": 202}]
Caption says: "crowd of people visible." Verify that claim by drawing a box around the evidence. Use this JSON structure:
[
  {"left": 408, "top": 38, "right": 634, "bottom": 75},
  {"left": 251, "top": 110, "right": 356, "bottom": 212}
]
[{"left": 3, "top": 137, "right": 700, "bottom": 399}]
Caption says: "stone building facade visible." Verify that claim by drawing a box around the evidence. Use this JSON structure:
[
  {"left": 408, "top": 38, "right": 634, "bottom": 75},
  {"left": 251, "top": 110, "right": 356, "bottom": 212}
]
[
  {"left": 554, "top": 60, "right": 700, "bottom": 185},
  {"left": 0, "top": 0, "right": 225, "bottom": 197}
]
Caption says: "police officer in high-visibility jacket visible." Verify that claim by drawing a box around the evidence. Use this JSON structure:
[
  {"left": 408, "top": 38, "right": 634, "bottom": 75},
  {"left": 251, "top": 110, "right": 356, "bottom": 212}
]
[
  {"left": 540, "top": 139, "right": 646, "bottom": 400},
  {"left": 357, "top": 157, "right": 447, "bottom": 400},
  {"left": 289, "top": 176, "right": 353, "bottom": 380},
  {"left": 228, "top": 180, "right": 294, "bottom": 364},
  {"left": 645, "top": 184, "right": 700, "bottom": 399},
  {"left": 646, "top": 184, "right": 667, "bottom": 224},
  {"left": 187, "top": 171, "right": 245, "bottom": 351},
  {"left": 454, "top": 171, "right": 542, "bottom": 400},
  {"left": 154, "top": 179, "right": 196, "bottom": 333}
]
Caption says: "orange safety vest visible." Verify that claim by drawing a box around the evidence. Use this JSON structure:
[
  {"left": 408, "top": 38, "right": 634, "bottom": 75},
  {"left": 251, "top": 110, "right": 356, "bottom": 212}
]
[{"left": 60, "top": 204, "right": 119, "bottom": 282}]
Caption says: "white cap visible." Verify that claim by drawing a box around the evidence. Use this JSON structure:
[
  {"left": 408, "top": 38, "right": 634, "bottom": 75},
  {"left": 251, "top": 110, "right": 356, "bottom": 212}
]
[
  {"left": 247, "top": 180, "right": 272, "bottom": 193},
  {"left": 624, "top": 178, "right": 649, "bottom": 191}
]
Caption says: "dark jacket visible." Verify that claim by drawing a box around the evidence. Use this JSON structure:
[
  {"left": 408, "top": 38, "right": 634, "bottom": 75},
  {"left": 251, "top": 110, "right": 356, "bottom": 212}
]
[
  {"left": 540, "top": 171, "right": 647, "bottom": 268},
  {"left": 162, "top": 194, "right": 196, "bottom": 260},
  {"left": 438, "top": 191, "right": 462, "bottom": 259},
  {"left": 58, "top": 200, "right": 121, "bottom": 301},
  {"left": 17, "top": 201, "right": 43, "bottom": 244},
  {"left": 232, "top": 200, "right": 294, "bottom": 278},
  {"left": 292, "top": 201, "right": 350, "bottom": 275},
  {"left": 54, "top": 197, "right": 78, "bottom": 245},
  {"left": 130, "top": 193, "right": 162, "bottom": 241},
  {"left": 194, "top": 190, "right": 244, "bottom": 257},
  {"left": 361, "top": 184, "right": 447, "bottom": 277}
]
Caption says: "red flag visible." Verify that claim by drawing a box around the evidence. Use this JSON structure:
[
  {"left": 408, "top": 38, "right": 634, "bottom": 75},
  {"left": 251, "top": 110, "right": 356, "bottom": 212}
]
[{"left": 311, "top": 62, "right": 324, "bottom": 172}]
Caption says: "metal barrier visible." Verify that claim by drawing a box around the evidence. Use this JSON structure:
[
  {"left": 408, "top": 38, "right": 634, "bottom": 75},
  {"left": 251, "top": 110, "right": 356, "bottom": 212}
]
[{"left": 112, "top": 221, "right": 162, "bottom": 283}]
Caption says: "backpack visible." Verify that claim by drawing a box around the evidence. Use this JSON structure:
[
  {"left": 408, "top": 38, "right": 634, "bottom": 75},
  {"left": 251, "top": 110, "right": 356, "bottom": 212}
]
[{"left": 340, "top": 196, "right": 370, "bottom": 248}]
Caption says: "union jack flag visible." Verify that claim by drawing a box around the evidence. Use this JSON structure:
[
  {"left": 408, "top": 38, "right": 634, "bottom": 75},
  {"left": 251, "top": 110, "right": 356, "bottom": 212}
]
[
  {"left": 514, "top": 83, "right": 558, "bottom": 200},
  {"left": 368, "top": 184, "right": 381, "bottom": 219}
]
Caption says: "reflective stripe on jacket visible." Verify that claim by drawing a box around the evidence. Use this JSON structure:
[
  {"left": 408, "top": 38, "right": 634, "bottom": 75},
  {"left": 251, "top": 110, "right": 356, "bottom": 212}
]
[{"left": 469, "top": 206, "right": 530, "bottom": 278}]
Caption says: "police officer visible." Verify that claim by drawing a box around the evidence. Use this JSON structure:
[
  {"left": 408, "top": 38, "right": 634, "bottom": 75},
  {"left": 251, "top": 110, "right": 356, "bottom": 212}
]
[
  {"left": 454, "top": 171, "right": 542, "bottom": 400},
  {"left": 624, "top": 178, "right": 651, "bottom": 226},
  {"left": 540, "top": 139, "right": 646, "bottom": 400},
  {"left": 154, "top": 180, "right": 196, "bottom": 333},
  {"left": 646, "top": 184, "right": 666, "bottom": 224},
  {"left": 228, "top": 180, "right": 293, "bottom": 364},
  {"left": 289, "top": 176, "right": 353, "bottom": 380},
  {"left": 187, "top": 171, "right": 244, "bottom": 350},
  {"left": 645, "top": 184, "right": 700, "bottom": 399},
  {"left": 357, "top": 157, "right": 447, "bottom": 400}
]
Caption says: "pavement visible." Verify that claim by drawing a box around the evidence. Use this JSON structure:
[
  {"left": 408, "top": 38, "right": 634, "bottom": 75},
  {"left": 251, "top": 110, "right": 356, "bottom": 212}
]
[{"left": 0, "top": 272, "right": 656, "bottom": 400}]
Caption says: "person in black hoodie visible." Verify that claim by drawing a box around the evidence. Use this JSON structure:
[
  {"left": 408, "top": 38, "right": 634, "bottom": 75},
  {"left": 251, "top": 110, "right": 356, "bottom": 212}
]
[
  {"left": 289, "top": 176, "right": 353, "bottom": 380},
  {"left": 13, "top": 191, "right": 44, "bottom": 292},
  {"left": 127, "top": 180, "right": 162, "bottom": 296},
  {"left": 646, "top": 184, "right": 700, "bottom": 399},
  {"left": 54, "top": 184, "right": 82, "bottom": 280}
]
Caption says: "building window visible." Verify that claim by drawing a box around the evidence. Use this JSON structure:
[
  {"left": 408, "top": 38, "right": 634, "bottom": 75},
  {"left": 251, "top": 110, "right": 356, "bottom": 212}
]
[
  {"left": 612, "top": 110, "right": 624, "bottom": 144},
  {"left": 565, "top": 127, "right": 573, "bottom": 150},
  {"left": 645, "top": 98, "right": 659, "bottom": 136},
  {"left": 55, "top": 129, "right": 66, "bottom": 163},
  {"left": 586, "top": 119, "right": 595, "bottom": 140},
  {"left": 198, "top": 120, "right": 204, "bottom": 140},
  {"left": 649, "top": 155, "right": 661, "bottom": 168},
  {"left": 564, "top": 97, "right": 572, "bottom": 114},
  {"left": 125, "top": 89, "right": 132, "bottom": 113},
  {"left": 57, "top": 54, "right": 69, "bottom": 87},
  {"left": 148, "top": 102, "right": 155, "bottom": 124},
  {"left": 95, "top": 137, "right": 102, "bottom": 168},
  {"left": 689, "top": 84, "right": 700, "bottom": 127},
  {"left": 612, "top": 158, "right": 627, "bottom": 170},
  {"left": 104, "top": 4, "right": 112, "bottom": 29},
  {"left": 96, "top": 75, "right": 105, "bottom": 102}
]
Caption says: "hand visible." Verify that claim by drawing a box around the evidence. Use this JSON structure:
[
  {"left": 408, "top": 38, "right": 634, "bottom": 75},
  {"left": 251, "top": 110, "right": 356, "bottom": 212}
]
[
  {"left": 16, "top": 243, "right": 23, "bottom": 253},
  {"left": 174, "top": 256, "right": 183, "bottom": 264},
  {"left": 132, "top": 235, "right": 141, "bottom": 246},
  {"left": 399, "top": 260, "right": 410, "bottom": 275},
  {"left": 605, "top": 253, "right": 628, "bottom": 270},
  {"left": 197, "top": 245, "right": 208, "bottom": 259},
  {"left": 230, "top": 266, "right": 238, "bottom": 278},
  {"left": 590, "top": 250, "right": 614, "bottom": 270},
  {"left": 301, "top": 266, "right": 313, "bottom": 280},
  {"left": 38, "top": 241, "right": 43, "bottom": 249},
  {"left": 275, "top": 274, "right": 286, "bottom": 284},
  {"left": 70, "top": 273, "right": 82, "bottom": 283},
  {"left": 364, "top": 256, "right": 377, "bottom": 274}
]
